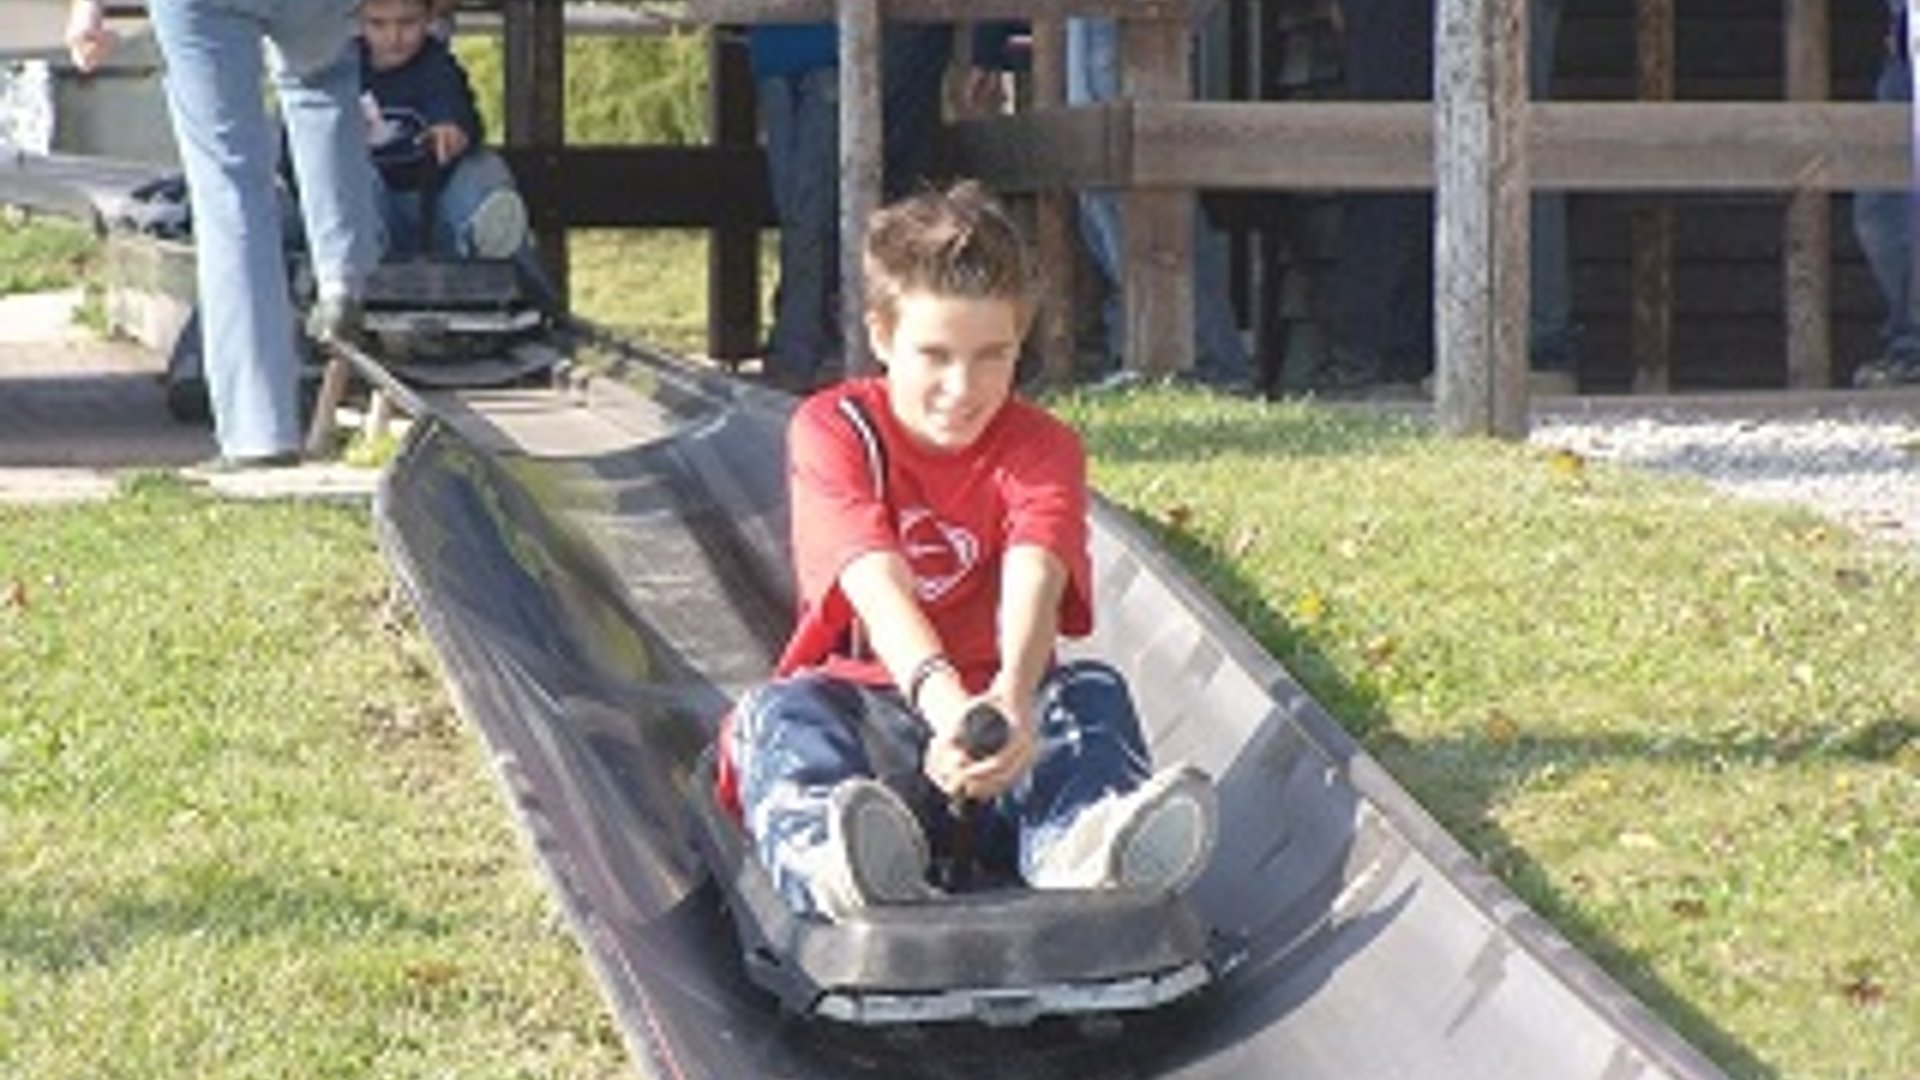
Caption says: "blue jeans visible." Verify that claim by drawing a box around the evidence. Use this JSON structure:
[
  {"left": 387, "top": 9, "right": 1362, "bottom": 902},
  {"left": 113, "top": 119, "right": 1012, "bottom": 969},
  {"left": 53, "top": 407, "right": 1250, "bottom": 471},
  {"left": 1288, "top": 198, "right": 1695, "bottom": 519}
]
[
  {"left": 758, "top": 28, "right": 954, "bottom": 382},
  {"left": 731, "top": 661, "right": 1153, "bottom": 917},
  {"left": 1067, "top": 17, "right": 1249, "bottom": 384},
  {"left": 151, "top": 0, "right": 380, "bottom": 459},
  {"left": 378, "top": 148, "right": 523, "bottom": 260},
  {"left": 1528, "top": 0, "right": 1576, "bottom": 370},
  {"left": 1853, "top": 58, "right": 1920, "bottom": 363}
]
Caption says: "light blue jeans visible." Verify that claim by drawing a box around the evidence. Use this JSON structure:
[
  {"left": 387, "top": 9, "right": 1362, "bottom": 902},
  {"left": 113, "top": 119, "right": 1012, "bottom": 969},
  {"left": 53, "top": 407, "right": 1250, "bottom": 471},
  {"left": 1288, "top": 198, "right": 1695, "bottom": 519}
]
[
  {"left": 731, "top": 661, "right": 1153, "bottom": 918},
  {"left": 1852, "top": 57, "right": 1920, "bottom": 363},
  {"left": 379, "top": 148, "right": 524, "bottom": 259},
  {"left": 1067, "top": 16, "right": 1249, "bottom": 384},
  {"left": 151, "top": 0, "right": 380, "bottom": 459}
]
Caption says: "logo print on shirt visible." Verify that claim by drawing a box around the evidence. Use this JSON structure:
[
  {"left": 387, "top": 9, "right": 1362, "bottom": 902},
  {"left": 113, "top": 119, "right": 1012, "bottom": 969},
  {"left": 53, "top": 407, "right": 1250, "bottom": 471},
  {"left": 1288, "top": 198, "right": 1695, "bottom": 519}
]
[{"left": 898, "top": 507, "right": 980, "bottom": 602}]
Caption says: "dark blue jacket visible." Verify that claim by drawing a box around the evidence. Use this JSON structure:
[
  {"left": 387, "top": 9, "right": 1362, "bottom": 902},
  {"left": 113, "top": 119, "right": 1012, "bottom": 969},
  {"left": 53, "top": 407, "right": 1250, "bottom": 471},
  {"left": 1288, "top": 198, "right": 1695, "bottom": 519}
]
[{"left": 359, "top": 36, "right": 484, "bottom": 187}]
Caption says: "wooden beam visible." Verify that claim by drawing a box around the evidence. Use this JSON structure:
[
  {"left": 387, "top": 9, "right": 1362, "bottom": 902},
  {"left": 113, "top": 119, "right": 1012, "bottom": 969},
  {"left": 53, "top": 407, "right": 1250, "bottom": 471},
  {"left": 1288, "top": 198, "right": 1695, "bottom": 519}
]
[
  {"left": 1783, "top": 0, "right": 1832, "bottom": 389},
  {"left": 503, "top": 0, "right": 568, "bottom": 308},
  {"left": 1119, "top": 16, "right": 1194, "bottom": 378},
  {"left": 708, "top": 31, "right": 761, "bottom": 362},
  {"left": 1028, "top": 18, "right": 1078, "bottom": 386},
  {"left": 689, "top": 0, "right": 1194, "bottom": 24},
  {"left": 498, "top": 146, "right": 772, "bottom": 228},
  {"left": 1434, "top": 0, "right": 1529, "bottom": 437},
  {"left": 837, "top": 0, "right": 882, "bottom": 375}
]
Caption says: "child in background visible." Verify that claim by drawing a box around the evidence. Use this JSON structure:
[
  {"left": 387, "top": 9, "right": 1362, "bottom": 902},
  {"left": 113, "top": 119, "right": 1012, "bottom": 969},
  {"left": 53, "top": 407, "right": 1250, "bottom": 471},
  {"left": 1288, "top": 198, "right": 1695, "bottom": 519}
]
[
  {"left": 723, "top": 181, "right": 1218, "bottom": 922},
  {"left": 358, "top": 0, "right": 526, "bottom": 260}
]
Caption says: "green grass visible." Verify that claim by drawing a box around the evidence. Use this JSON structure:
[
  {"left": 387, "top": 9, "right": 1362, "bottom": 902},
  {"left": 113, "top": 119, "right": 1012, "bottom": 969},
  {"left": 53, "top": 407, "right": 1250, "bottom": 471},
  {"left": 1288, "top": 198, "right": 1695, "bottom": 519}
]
[
  {"left": 0, "top": 212, "right": 98, "bottom": 295},
  {"left": 0, "top": 479, "right": 628, "bottom": 1080},
  {"left": 1052, "top": 388, "right": 1919, "bottom": 1080}
]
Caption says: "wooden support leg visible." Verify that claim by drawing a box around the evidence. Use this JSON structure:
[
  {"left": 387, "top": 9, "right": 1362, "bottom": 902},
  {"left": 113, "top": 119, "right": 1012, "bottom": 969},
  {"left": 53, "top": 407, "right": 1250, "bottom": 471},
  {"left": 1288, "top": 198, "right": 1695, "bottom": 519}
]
[{"left": 305, "top": 351, "right": 352, "bottom": 459}]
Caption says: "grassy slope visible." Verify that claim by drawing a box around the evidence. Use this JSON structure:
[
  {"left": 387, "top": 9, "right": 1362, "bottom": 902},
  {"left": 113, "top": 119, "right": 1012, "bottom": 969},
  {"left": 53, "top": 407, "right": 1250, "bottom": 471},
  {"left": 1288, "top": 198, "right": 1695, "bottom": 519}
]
[
  {"left": 0, "top": 481, "right": 629, "bottom": 1079},
  {"left": 1055, "top": 389, "right": 1918, "bottom": 1080}
]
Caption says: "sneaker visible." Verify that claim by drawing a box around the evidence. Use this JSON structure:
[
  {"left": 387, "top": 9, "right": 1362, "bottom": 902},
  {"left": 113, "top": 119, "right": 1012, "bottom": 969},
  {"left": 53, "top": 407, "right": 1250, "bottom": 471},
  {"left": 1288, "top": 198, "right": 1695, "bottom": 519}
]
[
  {"left": 806, "top": 778, "right": 934, "bottom": 919},
  {"left": 1029, "top": 766, "right": 1218, "bottom": 894},
  {"left": 305, "top": 292, "right": 363, "bottom": 345},
  {"left": 465, "top": 189, "right": 528, "bottom": 259},
  {"left": 1854, "top": 355, "right": 1920, "bottom": 389},
  {"left": 181, "top": 450, "right": 301, "bottom": 480}
]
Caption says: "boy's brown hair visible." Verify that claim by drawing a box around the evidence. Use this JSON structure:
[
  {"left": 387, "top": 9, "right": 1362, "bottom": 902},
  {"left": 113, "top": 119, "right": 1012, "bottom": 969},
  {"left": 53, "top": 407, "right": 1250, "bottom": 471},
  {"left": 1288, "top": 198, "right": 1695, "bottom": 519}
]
[{"left": 862, "top": 180, "right": 1041, "bottom": 336}]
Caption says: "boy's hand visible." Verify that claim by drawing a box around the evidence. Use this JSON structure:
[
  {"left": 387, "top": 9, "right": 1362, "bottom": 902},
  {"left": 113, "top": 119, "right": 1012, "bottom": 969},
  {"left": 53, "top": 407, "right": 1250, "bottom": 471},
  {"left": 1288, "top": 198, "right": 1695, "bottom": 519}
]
[
  {"left": 921, "top": 682, "right": 1037, "bottom": 803},
  {"left": 420, "top": 123, "right": 469, "bottom": 165},
  {"left": 65, "top": 0, "right": 116, "bottom": 73}
]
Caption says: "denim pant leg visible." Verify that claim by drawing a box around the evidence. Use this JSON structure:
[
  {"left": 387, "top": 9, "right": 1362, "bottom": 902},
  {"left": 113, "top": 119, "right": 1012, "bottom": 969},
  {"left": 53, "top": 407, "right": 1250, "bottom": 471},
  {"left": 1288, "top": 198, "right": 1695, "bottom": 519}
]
[
  {"left": 759, "top": 69, "right": 840, "bottom": 379},
  {"left": 151, "top": 2, "right": 301, "bottom": 459},
  {"left": 1854, "top": 60, "right": 1920, "bottom": 360},
  {"left": 1010, "top": 661, "right": 1154, "bottom": 883},
  {"left": 432, "top": 148, "right": 524, "bottom": 257},
  {"left": 733, "top": 676, "right": 932, "bottom": 917},
  {"left": 268, "top": 4, "right": 380, "bottom": 300},
  {"left": 1068, "top": 19, "right": 1125, "bottom": 366},
  {"left": 1528, "top": 0, "right": 1575, "bottom": 367}
]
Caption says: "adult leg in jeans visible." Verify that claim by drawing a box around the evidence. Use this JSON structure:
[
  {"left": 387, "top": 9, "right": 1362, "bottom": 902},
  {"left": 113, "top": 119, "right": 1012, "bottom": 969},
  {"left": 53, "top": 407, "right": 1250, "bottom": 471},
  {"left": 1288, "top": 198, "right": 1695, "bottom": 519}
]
[
  {"left": 1853, "top": 56, "right": 1920, "bottom": 376},
  {"left": 1528, "top": 0, "right": 1577, "bottom": 375},
  {"left": 1323, "top": 0, "right": 1434, "bottom": 388},
  {"left": 151, "top": 0, "right": 366, "bottom": 460},
  {"left": 1067, "top": 17, "right": 1246, "bottom": 383},
  {"left": 759, "top": 68, "right": 840, "bottom": 385}
]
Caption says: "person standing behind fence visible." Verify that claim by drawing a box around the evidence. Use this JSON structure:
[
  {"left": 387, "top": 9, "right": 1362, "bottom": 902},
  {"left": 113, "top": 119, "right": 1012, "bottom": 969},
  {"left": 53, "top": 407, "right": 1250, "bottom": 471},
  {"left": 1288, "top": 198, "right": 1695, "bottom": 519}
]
[
  {"left": 1852, "top": 0, "right": 1920, "bottom": 388},
  {"left": 749, "top": 22, "right": 953, "bottom": 395},
  {"left": 67, "top": 0, "right": 382, "bottom": 470},
  {"left": 1066, "top": 9, "right": 1251, "bottom": 391},
  {"left": 1315, "top": 0, "right": 1574, "bottom": 395}
]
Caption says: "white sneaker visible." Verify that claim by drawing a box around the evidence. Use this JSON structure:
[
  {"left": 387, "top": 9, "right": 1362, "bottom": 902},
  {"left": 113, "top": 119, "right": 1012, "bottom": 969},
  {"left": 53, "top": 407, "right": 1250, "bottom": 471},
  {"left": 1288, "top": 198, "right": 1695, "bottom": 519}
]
[
  {"left": 1029, "top": 766, "right": 1218, "bottom": 893},
  {"left": 464, "top": 188, "right": 527, "bottom": 259},
  {"left": 805, "top": 778, "right": 933, "bottom": 919}
]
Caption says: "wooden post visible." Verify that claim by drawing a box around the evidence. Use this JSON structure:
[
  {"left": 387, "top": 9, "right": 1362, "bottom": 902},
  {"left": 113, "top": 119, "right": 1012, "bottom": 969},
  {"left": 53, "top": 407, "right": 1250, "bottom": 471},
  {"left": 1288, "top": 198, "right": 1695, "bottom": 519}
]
[
  {"left": 1120, "top": 15, "right": 1195, "bottom": 378},
  {"left": 838, "top": 0, "right": 883, "bottom": 376},
  {"left": 1434, "top": 0, "right": 1529, "bottom": 437},
  {"left": 1783, "top": 0, "right": 1831, "bottom": 389},
  {"left": 504, "top": 0, "right": 568, "bottom": 310},
  {"left": 1030, "top": 19, "right": 1077, "bottom": 386},
  {"left": 708, "top": 30, "right": 761, "bottom": 365},
  {"left": 1631, "top": 0, "right": 1673, "bottom": 394}
]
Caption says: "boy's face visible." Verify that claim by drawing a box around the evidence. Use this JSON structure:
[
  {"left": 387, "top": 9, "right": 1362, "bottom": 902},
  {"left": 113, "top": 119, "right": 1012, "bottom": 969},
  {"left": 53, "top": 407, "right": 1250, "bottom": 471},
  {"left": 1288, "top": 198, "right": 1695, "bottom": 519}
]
[
  {"left": 361, "top": 0, "right": 432, "bottom": 72},
  {"left": 870, "top": 291, "right": 1023, "bottom": 452}
]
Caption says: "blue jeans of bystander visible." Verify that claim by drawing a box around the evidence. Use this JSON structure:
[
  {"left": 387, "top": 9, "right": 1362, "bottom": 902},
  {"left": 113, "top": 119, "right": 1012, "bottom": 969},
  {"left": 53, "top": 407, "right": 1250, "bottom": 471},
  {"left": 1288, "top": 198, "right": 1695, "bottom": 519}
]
[{"left": 151, "top": 0, "right": 380, "bottom": 460}]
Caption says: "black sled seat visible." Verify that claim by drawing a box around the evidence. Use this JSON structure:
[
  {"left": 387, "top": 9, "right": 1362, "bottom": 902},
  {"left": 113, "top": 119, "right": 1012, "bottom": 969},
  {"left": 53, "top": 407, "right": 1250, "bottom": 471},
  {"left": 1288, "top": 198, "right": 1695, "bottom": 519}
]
[{"left": 372, "top": 351, "right": 1731, "bottom": 1078}]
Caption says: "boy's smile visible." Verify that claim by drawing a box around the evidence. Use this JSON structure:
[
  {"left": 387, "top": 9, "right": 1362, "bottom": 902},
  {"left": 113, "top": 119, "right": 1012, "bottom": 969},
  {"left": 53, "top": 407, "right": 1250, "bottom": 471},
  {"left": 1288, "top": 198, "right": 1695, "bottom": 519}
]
[{"left": 871, "top": 291, "right": 1023, "bottom": 452}]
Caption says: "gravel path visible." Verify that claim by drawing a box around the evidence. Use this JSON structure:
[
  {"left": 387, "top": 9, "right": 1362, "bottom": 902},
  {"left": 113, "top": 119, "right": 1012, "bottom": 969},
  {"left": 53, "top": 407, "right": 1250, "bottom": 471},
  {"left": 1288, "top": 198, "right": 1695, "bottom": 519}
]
[{"left": 1530, "top": 397, "right": 1920, "bottom": 555}]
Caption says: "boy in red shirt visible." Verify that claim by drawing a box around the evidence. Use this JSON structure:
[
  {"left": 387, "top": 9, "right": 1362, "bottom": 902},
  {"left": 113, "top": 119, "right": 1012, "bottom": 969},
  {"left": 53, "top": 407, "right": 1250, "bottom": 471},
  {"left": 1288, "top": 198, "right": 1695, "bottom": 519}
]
[{"left": 726, "top": 181, "right": 1217, "bottom": 921}]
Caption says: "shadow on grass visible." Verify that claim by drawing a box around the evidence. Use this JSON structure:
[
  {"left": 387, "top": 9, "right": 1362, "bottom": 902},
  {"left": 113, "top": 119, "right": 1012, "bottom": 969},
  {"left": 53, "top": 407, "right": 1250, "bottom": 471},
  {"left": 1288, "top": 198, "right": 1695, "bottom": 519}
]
[
  {"left": 0, "top": 863, "right": 451, "bottom": 977},
  {"left": 1062, "top": 394, "right": 1432, "bottom": 468},
  {"left": 1121, "top": 506, "right": 1796, "bottom": 1080}
]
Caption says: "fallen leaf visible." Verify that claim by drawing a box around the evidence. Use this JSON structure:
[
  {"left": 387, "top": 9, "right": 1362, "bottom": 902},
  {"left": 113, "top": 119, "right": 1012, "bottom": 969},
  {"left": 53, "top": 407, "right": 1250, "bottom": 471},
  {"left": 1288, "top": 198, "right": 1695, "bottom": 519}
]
[
  {"left": 1669, "top": 897, "right": 1708, "bottom": 920},
  {"left": 1228, "top": 524, "right": 1260, "bottom": 560},
  {"left": 1164, "top": 504, "right": 1193, "bottom": 531},
  {"left": 1841, "top": 975, "right": 1887, "bottom": 1007},
  {"left": 1483, "top": 710, "right": 1519, "bottom": 746},
  {"left": 1362, "top": 634, "right": 1397, "bottom": 668},
  {"left": 3, "top": 580, "right": 23, "bottom": 611},
  {"left": 1545, "top": 447, "right": 1586, "bottom": 480},
  {"left": 1290, "top": 590, "right": 1327, "bottom": 626}
]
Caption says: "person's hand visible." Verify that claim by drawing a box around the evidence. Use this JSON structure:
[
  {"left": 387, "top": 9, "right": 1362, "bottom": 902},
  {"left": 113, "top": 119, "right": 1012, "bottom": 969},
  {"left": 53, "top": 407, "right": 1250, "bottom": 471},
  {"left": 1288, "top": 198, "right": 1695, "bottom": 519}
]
[
  {"left": 65, "top": 0, "right": 116, "bottom": 73},
  {"left": 420, "top": 123, "right": 469, "bottom": 165},
  {"left": 921, "top": 681, "right": 1038, "bottom": 803}
]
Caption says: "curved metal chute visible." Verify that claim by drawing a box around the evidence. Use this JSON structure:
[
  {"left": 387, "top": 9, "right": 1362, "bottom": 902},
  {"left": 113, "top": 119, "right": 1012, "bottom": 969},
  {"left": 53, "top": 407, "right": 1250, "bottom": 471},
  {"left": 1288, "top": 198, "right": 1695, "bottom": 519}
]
[{"left": 373, "top": 356, "right": 1727, "bottom": 1080}]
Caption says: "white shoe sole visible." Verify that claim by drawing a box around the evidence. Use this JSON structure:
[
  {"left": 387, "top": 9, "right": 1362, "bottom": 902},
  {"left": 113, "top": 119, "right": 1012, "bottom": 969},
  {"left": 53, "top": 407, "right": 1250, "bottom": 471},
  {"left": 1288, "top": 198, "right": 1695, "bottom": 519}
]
[{"left": 1111, "top": 768, "right": 1217, "bottom": 893}]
